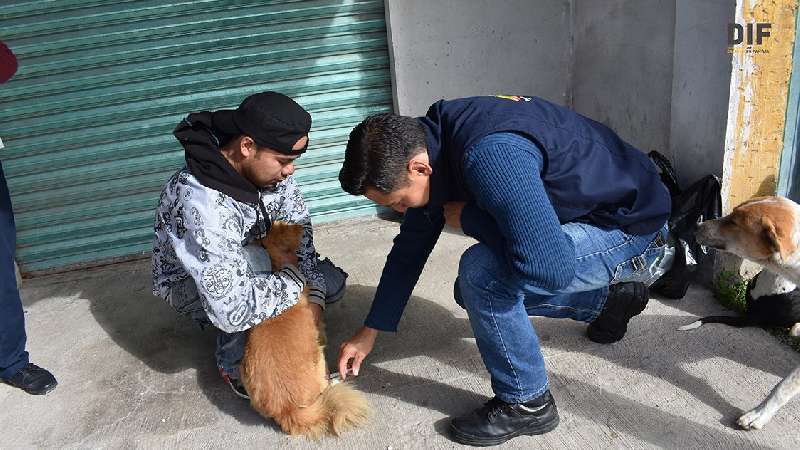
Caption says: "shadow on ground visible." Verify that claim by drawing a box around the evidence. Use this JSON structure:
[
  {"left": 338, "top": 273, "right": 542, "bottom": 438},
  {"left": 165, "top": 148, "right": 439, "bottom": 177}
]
[
  {"left": 326, "top": 285, "right": 792, "bottom": 444},
  {"left": 22, "top": 268, "right": 791, "bottom": 447},
  {"left": 23, "top": 266, "right": 269, "bottom": 428}
]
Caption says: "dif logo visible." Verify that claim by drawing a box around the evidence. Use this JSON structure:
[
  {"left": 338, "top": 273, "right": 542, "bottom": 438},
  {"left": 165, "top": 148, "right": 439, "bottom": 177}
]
[{"left": 728, "top": 23, "right": 772, "bottom": 54}]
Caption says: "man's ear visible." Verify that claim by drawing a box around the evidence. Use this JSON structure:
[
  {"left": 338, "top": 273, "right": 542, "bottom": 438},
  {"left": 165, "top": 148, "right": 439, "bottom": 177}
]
[
  {"left": 407, "top": 157, "right": 432, "bottom": 177},
  {"left": 240, "top": 136, "right": 257, "bottom": 157}
]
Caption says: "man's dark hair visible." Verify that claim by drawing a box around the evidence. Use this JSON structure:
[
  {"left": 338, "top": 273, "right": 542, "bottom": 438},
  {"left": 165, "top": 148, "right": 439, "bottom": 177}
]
[
  {"left": 219, "top": 135, "right": 279, "bottom": 154},
  {"left": 339, "top": 113, "right": 427, "bottom": 195}
]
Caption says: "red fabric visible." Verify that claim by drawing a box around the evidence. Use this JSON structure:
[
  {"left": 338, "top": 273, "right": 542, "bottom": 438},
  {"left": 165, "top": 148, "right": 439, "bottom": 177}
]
[{"left": 0, "top": 42, "right": 18, "bottom": 84}]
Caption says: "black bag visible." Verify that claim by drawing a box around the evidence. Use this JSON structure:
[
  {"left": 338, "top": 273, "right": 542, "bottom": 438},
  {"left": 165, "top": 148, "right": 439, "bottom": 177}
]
[{"left": 648, "top": 151, "right": 722, "bottom": 299}]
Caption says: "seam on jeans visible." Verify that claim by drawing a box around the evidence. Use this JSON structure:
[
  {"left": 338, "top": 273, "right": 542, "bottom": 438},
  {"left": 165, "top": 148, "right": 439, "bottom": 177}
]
[
  {"left": 575, "top": 233, "right": 635, "bottom": 260},
  {"left": 528, "top": 303, "right": 593, "bottom": 315},
  {"left": 526, "top": 293, "right": 606, "bottom": 322},
  {"left": 520, "top": 383, "right": 550, "bottom": 404},
  {"left": 488, "top": 289, "right": 522, "bottom": 398}
]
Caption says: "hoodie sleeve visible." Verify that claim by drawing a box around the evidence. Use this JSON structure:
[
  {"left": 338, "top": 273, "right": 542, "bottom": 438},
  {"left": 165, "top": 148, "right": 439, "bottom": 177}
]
[
  {"left": 166, "top": 180, "right": 306, "bottom": 333},
  {"left": 270, "top": 175, "right": 327, "bottom": 307}
]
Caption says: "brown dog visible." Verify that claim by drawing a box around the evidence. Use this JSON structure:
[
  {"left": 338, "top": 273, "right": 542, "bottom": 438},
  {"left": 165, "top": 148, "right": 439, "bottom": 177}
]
[{"left": 240, "top": 222, "right": 369, "bottom": 437}]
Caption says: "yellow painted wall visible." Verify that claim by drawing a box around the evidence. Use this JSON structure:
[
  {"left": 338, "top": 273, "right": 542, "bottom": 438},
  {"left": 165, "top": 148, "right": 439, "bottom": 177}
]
[{"left": 723, "top": 0, "right": 798, "bottom": 212}]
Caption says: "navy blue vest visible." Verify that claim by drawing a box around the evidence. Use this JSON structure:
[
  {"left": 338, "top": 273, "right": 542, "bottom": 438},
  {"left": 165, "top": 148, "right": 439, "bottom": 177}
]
[{"left": 417, "top": 96, "right": 671, "bottom": 235}]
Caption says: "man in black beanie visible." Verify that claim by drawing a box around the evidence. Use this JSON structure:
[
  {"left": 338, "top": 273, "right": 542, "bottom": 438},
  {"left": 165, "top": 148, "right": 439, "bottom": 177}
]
[{"left": 152, "top": 92, "right": 347, "bottom": 399}]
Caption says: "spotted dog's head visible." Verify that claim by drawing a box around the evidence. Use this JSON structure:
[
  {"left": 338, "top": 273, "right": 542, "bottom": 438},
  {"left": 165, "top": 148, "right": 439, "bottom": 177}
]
[{"left": 696, "top": 196, "right": 798, "bottom": 264}]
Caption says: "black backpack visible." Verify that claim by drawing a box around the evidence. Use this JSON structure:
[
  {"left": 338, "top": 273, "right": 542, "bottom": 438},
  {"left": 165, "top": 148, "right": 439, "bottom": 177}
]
[{"left": 648, "top": 151, "right": 722, "bottom": 299}]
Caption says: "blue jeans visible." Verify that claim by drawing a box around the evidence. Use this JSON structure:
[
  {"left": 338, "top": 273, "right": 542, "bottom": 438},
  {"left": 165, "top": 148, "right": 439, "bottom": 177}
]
[
  {"left": 0, "top": 160, "right": 29, "bottom": 380},
  {"left": 216, "top": 331, "right": 247, "bottom": 379},
  {"left": 455, "top": 221, "right": 669, "bottom": 403}
]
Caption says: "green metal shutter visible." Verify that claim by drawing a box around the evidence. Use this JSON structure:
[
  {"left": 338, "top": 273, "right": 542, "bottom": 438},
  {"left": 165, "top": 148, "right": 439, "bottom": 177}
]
[{"left": 0, "top": 0, "right": 392, "bottom": 274}]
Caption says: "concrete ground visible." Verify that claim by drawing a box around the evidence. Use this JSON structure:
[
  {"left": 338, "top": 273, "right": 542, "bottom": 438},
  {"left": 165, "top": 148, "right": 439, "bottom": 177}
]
[{"left": 3, "top": 217, "right": 800, "bottom": 449}]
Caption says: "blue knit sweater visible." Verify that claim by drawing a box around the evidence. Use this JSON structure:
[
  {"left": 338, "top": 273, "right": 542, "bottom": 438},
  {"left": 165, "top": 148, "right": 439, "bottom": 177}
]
[
  {"left": 364, "top": 132, "right": 575, "bottom": 331},
  {"left": 461, "top": 133, "right": 575, "bottom": 289}
]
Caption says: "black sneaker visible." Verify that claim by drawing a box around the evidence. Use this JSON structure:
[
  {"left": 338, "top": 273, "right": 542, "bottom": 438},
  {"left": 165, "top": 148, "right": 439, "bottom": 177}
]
[
  {"left": 219, "top": 369, "right": 249, "bottom": 400},
  {"left": 587, "top": 282, "right": 649, "bottom": 344},
  {"left": 317, "top": 257, "right": 348, "bottom": 305},
  {"left": 2, "top": 363, "right": 57, "bottom": 395},
  {"left": 449, "top": 391, "right": 559, "bottom": 446}
]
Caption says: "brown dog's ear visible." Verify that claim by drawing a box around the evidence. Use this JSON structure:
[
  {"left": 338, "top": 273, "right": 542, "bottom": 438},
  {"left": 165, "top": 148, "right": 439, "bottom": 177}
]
[{"left": 761, "top": 216, "right": 786, "bottom": 262}]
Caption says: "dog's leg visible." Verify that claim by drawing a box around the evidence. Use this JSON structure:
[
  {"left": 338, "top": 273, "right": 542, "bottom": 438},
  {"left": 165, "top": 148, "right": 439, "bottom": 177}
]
[
  {"left": 790, "top": 323, "right": 800, "bottom": 337},
  {"left": 737, "top": 366, "right": 800, "bottom": 430}
]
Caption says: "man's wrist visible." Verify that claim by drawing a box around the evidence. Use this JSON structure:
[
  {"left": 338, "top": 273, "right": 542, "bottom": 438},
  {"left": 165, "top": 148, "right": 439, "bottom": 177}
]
[
  {"left": 308, "top": 288, "right": 325, "bottom": 309},
  {"left": 360, "top": 326, "right": 379, "bottom": 338},
  {"left": 279, "top": 264, "right": 306, "bottom": 290}
]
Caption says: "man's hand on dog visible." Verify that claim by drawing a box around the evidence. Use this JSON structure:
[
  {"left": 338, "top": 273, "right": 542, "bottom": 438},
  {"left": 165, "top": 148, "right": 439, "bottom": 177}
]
[
  {"left": 337, "top": 326, "right": 378, "bottom": 380},
  {"left": 443, "top": 201, "right": 465, "bottom": 231}
]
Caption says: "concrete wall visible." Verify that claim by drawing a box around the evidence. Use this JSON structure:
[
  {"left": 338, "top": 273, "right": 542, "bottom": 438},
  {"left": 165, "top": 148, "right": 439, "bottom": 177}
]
[
  {"left": 669, "top": 0, "right": 735, "bottom": 187},
  {"left": 572, "top": 0, "right": 676, "bottom": 156},
  {"left": 385, "top": 0, "right": 734, "bottom": 188},
  {"left": 385, "top": 0, "right": 572, "bottom": 116}
]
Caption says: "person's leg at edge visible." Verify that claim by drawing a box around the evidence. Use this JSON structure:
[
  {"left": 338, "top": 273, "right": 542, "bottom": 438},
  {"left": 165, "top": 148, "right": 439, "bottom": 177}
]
[
  {"left": 0, "top": 161, "right": 56, "bottom": 395},
  {"left": 0, "top": 168, "right": 28, "bottom": 380}
]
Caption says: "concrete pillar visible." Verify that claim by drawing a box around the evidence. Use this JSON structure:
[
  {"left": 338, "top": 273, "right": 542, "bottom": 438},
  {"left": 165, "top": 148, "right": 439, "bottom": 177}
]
[{"left": 717, "top": 0, "right": 798, "bottom": 280}]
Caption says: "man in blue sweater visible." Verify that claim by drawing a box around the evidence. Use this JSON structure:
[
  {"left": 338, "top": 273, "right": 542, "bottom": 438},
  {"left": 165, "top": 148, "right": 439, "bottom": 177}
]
[{"left": 337, "top": 95, "right": 671, "bottom": 446}]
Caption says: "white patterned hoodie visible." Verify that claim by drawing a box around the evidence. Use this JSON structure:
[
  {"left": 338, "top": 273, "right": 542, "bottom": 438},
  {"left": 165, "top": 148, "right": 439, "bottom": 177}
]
[{"left": 151, "top": 113, "right": 326, "bottom": 333}]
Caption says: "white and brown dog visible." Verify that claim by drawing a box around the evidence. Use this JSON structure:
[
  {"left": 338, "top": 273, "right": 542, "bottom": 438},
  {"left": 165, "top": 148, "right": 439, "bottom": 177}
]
[{"left": 691, "top": 195, "right": 800, "bottom": 430}]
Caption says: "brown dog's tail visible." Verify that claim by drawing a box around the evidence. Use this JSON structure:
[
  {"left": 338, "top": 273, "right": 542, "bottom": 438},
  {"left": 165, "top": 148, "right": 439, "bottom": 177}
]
[
  {"left": 321, "top": 382, "right": 370, "bottom": 435},
  {"left": 274, "top": 381, "right": 369, "bottom": 438},
  {"left": 272, "top": 393, "right": 328, "bottom": 438}
]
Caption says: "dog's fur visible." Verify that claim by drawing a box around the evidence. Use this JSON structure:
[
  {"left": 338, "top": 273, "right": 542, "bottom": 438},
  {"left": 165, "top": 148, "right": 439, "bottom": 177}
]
[
  {"left": 678, "top": 270, "right": 800, "bottom": 331},
  {"left": 240, "top": 222, "right": 369, "bottom": 437},
  {"left": 692, "top": 196, "right": 800, "bottom": 429}
]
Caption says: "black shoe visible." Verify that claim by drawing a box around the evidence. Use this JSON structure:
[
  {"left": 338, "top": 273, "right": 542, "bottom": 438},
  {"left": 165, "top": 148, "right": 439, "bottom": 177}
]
[
  {"left": 2, "top": 363, "right": 57, "bottom": 395},
  {"left": 220, "top": 369, "right": 249, "bottom": 400},
  {"left": 587, "top": 282, "right": 649, "bottom": 344},
  {"left": 319, "top": 257, "right": 348, "bottom": 305},
  {"left": 449, "top": 391, "right": 559, "bottom": 446}
]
